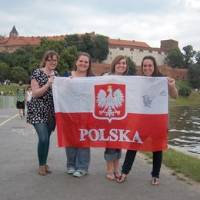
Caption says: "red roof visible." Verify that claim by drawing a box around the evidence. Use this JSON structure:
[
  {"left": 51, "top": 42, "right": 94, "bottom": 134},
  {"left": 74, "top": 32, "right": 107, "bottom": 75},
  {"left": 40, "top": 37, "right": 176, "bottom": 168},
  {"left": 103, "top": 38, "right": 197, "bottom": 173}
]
[
  {"left": 108, "top": 38, "right": 150, "bottom": 48},
  {"left": 0, "top": 36, "right": 65, "bottom": 47}
]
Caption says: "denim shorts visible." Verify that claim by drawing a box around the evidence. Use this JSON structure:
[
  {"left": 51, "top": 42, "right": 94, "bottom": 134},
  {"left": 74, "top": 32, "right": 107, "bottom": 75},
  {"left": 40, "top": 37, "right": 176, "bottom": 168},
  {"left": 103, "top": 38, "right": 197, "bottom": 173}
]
[{"left": 104, "top": 148, "right": 121, "bottom": 161}]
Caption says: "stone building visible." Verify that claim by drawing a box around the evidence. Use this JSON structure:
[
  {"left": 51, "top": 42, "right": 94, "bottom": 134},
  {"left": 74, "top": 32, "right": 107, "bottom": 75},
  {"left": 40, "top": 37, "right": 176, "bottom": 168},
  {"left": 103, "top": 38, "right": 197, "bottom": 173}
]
[{"left": 103, "top": 38, "right": 179, "bottom": 66}]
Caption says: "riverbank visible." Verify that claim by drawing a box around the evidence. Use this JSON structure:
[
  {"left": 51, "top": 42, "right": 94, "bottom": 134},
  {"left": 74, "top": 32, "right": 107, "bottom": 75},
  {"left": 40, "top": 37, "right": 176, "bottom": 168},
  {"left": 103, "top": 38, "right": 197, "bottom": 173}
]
[
  {"left": 144, "top": 148, "right": 200, "bottom": 183},
  {"left": 170, "top": 91, "right": 200, "bottom": 107},
  {"left": 0, "top": 83, "right": 24, "bottom": 96}
]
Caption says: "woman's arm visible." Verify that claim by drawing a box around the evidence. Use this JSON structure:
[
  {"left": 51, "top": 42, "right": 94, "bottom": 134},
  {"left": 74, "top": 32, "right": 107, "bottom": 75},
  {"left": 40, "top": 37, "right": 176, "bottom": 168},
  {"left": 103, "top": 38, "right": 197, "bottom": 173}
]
[
  {"left": 167, "top": 77, "right": 178, "bottom": 98},
  {"left": 31, "top": 76, "right": 54, "bottom": 98}
]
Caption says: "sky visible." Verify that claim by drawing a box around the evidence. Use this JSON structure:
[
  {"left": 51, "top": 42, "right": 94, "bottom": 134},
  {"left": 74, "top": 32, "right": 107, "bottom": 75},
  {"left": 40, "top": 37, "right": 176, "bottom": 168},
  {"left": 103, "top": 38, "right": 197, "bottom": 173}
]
[{"left": 0, "top": 0, "right": 199, "bottom": 51}]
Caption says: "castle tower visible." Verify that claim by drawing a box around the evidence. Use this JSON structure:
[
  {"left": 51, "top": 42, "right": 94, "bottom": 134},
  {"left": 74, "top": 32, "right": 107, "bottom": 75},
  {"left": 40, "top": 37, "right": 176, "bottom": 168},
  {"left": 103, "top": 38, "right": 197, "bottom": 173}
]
[
  {"left": 160, "top": 39, "right": 179, "bottom": 52},
  {"left": 9, "top": 26, "right": 19, "bottom": 38}
]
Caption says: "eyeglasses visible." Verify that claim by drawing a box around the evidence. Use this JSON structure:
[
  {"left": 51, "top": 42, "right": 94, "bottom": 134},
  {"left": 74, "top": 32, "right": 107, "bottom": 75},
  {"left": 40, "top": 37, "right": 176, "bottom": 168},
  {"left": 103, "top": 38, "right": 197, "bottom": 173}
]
[{"left": 46, "top": 59, "right": 57, "bottom": 62}]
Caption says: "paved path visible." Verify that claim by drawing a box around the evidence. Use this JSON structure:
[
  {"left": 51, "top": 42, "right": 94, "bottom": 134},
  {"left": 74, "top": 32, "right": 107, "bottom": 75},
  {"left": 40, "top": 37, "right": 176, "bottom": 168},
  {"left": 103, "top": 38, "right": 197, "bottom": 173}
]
[{"left": 0, "top": 109, "right": 200, "bottom": 200}]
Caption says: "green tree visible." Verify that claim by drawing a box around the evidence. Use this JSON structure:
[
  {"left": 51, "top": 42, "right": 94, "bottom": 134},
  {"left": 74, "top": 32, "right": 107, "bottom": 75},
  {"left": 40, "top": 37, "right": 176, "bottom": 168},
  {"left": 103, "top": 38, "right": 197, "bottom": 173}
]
[
  {"left": 165, "top": 48, "right": 184, "bottom": 68},
  {"left": 34, "top": 38, "right": 65, "bottom": 60},
  {"left": 127, "top": 57, "right": 136, "bottom": 75},
  {"left": 59, "top": 46, "right": 78, "bottom": 74},
  {"left": 182, "top": 45, "right": 196, "bottom": 68},
  {"left": 10, "top": 66, "right": 29, "bottom": 83},
  {"left": 195, "top": 51, "right": 200, "bottom": 64},
  {"left": 92, "top": 35, "right": 109, "bottom": 62},
  {"left": 64, "top": 33, "right": 108, "bottom": 62},
  {"left": 0, "top": 62, "right": 10, "bottom": 81},
  {"left": 65, "top": 34, "right": 81, "bottom": 49},
  {"left": 188, "top": 64, "right": 200, "bottom": 88}
]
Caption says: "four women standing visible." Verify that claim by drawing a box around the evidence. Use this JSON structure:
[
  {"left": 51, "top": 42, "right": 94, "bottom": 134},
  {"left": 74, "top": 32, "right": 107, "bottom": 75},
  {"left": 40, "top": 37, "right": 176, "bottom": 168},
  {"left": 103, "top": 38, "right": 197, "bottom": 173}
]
[{"left": 27, "top": 50, "right": 178, "bottom": 185}]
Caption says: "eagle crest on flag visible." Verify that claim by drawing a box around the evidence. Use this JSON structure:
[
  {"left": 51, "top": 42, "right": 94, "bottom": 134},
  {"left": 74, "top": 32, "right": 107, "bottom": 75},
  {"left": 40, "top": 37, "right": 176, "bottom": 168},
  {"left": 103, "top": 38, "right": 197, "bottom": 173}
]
[{"left": 94, "top": 84, "right": 126, "bottom": 122}]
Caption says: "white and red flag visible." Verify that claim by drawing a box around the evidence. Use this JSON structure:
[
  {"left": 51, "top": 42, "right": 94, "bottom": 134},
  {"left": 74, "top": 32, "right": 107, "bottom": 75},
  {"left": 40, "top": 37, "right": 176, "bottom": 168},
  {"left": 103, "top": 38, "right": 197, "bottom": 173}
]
[{"left": 53, "top": 76, "right": 168, "bottom": 151}]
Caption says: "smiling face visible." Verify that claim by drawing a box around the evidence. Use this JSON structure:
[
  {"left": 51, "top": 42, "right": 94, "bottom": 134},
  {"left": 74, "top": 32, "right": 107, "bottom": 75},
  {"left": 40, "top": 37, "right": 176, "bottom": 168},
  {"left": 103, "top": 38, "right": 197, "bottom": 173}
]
[
  {"left": 142, "top": 59, "right": 155, "bottom": 77},
  {"left": 114, "top": 58, "right": 127, "bottom": 75},
  {"left": 76, "top": 55, "right": 90, "bottom": 73},
  {"left": 45, "top": 55, "right": 58, "bottom": 71}
]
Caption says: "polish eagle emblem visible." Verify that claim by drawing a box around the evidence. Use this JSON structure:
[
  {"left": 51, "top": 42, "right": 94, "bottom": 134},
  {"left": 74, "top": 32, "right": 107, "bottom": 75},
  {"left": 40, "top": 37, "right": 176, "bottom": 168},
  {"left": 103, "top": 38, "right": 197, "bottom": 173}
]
[{"left": 94, "top": 84, "right": 126, "bottom": 122}]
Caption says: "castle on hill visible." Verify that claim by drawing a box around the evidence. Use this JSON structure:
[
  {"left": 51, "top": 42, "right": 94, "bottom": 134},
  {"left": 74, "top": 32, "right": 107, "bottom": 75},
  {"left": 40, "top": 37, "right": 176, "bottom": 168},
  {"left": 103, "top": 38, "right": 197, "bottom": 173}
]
[{"left": 0, "top": 26, "right": 187, "bottom": 79}]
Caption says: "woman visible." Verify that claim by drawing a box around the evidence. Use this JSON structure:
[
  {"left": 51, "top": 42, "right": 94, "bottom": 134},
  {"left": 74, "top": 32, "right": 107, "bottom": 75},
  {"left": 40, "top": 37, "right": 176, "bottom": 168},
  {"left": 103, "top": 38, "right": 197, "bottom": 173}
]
[
  {"left": 27, "top": 50, "right": 59, "bottom": 176},
  {"left": 65, "top": 52, "right": 93, "bottom": 178},
  {"left": 117, "top": 55, "right": 178, "bottom": 185},
  {"left": 104, "top": 55, "right": 130, "bottom": 181}
]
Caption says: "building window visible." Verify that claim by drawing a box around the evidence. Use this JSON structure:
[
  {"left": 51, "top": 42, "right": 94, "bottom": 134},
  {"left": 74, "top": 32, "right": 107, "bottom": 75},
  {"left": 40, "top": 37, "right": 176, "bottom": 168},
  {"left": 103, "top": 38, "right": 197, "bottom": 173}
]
[
  {"left": 149, "top": 50, "right": 152, "bottom": 53},
  {"left": 130, "top": 48, "right": 134, "bottom": 51},
  {"left": 120, "top": 47, "right": 124, "bottom": 50},
  {"left": 109, "top": 51, "right": 112, "bottom": 55},
  {"left": 139, "top": 49, "right": 143, "bottom": 52}
]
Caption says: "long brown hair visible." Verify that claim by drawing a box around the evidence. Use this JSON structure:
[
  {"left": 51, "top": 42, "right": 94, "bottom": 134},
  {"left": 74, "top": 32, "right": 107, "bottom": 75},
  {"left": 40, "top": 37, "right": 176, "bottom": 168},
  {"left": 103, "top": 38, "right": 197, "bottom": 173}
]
[
  {"left": 110, "top": 55, "right": 129, "bottom": 75},
  {"left": 39, "top": 50, "right": 59, "bottom": 68},
  {"left": 141, "top": 56, "right": 162, "bottom": 77},
  {"left": 73, "top": 52, "right": 93, "bottom": 76}
]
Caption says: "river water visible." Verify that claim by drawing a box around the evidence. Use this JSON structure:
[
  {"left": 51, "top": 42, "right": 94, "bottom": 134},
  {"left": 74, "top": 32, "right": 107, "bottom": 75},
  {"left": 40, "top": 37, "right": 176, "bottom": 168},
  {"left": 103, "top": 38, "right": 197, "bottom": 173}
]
[{"left": 169, "top": 106, "right": 200, "bottom": 154}]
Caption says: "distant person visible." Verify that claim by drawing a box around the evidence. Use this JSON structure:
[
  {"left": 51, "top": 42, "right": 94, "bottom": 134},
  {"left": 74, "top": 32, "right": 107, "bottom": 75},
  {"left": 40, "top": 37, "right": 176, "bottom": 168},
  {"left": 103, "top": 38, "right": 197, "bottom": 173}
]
[
  {"left": 117, "top": 56, "right": 178, "bottom": 185},
  {"left": 27, "top": 50, "right": 59, "bottom": 176},
  {"left": 25, "top": 85, "right": 32, "bottom": 115},
  {"left": 16, "top": 81, "right": 25, "bottom": 118},
  {"left": 63, "top": 71, "right": 69, "bottom": 77},
  {"left": 25, "top": 85, "right": 32, "bottom": 103}
]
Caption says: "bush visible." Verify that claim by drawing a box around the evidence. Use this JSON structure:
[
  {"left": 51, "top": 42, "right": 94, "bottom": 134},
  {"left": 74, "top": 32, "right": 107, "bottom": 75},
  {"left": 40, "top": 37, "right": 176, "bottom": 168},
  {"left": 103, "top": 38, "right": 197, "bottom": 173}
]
[
  {"left": 188, "top": 64, "right": 200, "bottom": 88},
  {"left": 178, "top": 85, "right": 192, "bottom": 97}
]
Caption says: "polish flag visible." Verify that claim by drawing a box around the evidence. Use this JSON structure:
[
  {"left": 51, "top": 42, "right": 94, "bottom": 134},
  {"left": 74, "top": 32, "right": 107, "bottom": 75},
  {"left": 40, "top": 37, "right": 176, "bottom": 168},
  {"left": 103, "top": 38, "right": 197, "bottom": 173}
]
[{"left": 53, "top": 76, "right": 168, "bottom": 151}]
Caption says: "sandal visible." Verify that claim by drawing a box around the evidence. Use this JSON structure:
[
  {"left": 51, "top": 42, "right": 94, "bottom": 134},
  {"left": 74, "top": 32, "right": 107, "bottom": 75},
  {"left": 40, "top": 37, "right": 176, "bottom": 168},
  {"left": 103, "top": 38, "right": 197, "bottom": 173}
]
[
  {"left": 116, "top": 173, "right": 127, "bottom": 183},
  {"left": 45, "top": 165, "right": 52, "bottom": 174},
  {"left": 38, "top": 166, "right": 47, "bottom": 176},
  {"left": 114, "top": 171, "right": 121, "bottom": 179},
  {"left": 106, "top": 173, "right": 115, "bottom": 181},
  {"left": 151, "top": 177, "right": 159, "bottom": 185}
]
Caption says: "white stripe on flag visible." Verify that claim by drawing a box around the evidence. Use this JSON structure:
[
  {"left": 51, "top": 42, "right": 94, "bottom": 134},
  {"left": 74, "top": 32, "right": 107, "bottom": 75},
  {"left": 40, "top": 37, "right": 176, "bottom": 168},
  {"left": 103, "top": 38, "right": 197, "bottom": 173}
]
[{"left": 53, "top": 76, "right": 168, "bottom": 114}]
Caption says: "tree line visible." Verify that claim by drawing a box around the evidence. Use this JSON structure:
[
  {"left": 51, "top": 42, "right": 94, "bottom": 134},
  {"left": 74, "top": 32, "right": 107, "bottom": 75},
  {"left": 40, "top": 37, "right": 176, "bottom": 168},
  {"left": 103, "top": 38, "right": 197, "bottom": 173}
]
[
  {"left": 0, "top": 33, "right": 200, "bottom": 89},
  {"left": 0, "top": 33, "right": 109, "bottom": 83},
  {"left": 166, "top": 45, "right": 200, "bottom": 88}
]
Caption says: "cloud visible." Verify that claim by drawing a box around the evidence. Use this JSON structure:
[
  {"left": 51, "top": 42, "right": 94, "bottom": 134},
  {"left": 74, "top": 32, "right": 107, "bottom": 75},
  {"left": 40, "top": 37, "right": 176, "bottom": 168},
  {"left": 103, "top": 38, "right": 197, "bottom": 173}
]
[{"left": 0, "top": 0, "right": 199, "bottom": 50}]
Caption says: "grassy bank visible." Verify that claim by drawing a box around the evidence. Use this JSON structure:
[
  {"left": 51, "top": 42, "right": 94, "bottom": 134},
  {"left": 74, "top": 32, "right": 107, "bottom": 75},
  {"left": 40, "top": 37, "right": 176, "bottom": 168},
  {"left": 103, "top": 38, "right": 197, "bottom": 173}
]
[
  {"left": 145, "top": 148, "right": 200, "bottom": 183},
  {"left": 0, "top": 84, "right": 26, "bottom": 96},
  {"left": 170, "top": 91, "right": 200, "bottom": 107}
]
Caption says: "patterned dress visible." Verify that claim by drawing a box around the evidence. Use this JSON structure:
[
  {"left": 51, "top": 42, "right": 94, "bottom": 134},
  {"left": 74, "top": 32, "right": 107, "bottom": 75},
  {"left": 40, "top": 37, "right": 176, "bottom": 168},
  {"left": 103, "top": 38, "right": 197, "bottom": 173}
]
[{"left": 27, "top": 68, "right": 56, "bottom": 124}]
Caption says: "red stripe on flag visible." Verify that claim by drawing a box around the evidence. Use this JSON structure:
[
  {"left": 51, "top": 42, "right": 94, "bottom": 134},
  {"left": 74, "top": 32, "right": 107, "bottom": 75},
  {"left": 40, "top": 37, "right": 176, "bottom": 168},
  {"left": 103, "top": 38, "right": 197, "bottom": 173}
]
[{"left": 55, "top": 112, "right": 168, "bottom": 151}]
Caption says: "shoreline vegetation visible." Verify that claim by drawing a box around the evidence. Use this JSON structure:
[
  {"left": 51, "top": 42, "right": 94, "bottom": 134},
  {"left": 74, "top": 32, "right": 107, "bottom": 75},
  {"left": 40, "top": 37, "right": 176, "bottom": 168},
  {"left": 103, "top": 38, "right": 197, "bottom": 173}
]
[
  {"left": 0, "top": 84, "right": 26, "bottom": 96},
  {"left": 1, "top": 84, "right": 200, "bottom": 107},
  {"left": 144, "top": 148, "right": 200, "bottom": 183},
  {"left": 170, "top": 91, "right": 200, "bottom": 107}
]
